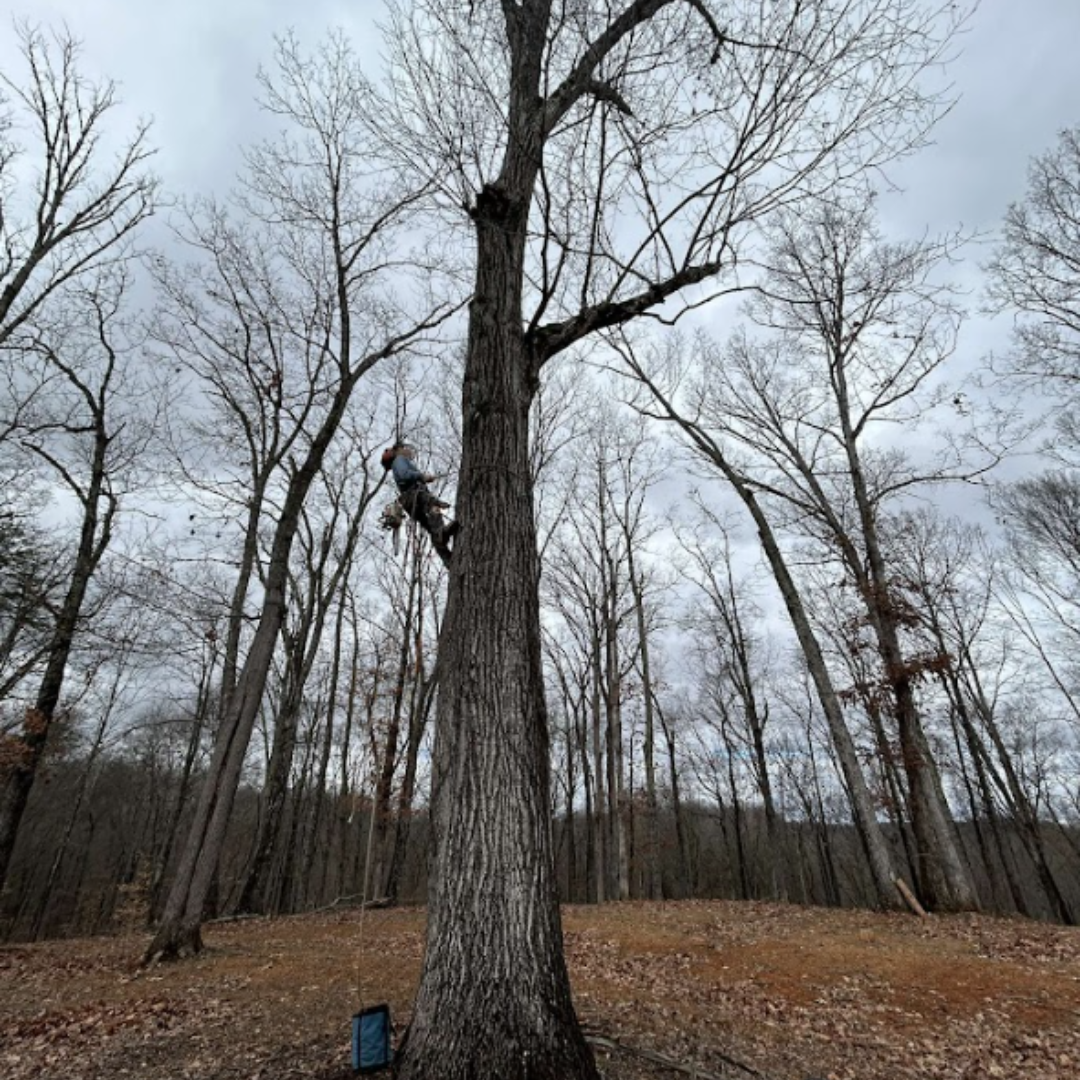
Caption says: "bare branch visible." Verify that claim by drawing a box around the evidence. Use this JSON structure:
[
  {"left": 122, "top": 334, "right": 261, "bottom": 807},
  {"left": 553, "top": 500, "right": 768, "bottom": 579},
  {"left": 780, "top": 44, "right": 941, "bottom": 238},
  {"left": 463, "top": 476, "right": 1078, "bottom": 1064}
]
[{"left": 0, "top": 23, "right": 158, "bottom": 350}]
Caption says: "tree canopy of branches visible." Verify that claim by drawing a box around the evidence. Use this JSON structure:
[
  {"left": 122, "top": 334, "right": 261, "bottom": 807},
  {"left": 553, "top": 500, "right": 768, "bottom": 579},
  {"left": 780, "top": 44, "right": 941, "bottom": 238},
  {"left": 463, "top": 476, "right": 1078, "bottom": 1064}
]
[
  {"left": 372, "top": 2, "right": 969, "bottom": 1077},
  {"left": 0, "top": 24, "right": 157, "bottom": 351},
  {"left": 0, "top": 23, "right": 158, "bottom": 894},
  {"left": 142, "top": 33, "right": 455, "bottom": 964},
  {"left": 988, "top": 126, "right": 1080, "bottom": 394}
]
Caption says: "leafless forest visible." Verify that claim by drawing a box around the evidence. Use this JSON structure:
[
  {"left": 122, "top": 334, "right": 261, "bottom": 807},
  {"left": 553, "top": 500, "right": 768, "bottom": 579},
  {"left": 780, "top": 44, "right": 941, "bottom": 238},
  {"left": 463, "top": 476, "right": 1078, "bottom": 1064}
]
[{"left": 2, "top": 1, "right": 1079, "bottom": 973}]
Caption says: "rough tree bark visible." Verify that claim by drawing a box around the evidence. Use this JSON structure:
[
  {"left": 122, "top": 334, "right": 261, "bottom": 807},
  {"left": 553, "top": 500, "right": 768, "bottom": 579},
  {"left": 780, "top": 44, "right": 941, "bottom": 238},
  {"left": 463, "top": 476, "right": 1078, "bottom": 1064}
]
[{"left": 395, "top": 119, "right": 598, "bottom": 1075}]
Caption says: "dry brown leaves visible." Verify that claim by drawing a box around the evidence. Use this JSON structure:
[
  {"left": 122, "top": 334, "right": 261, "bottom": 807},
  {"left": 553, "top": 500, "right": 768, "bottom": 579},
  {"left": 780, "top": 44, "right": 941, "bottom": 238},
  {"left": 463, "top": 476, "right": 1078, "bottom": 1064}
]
[{"left": 1, "top": 901, "right": 1078, "bottom": 1080}]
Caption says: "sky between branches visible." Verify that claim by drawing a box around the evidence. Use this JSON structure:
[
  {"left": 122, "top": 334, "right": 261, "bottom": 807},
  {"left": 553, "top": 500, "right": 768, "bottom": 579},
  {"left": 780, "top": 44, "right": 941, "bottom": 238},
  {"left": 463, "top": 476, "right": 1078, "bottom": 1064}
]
[{"left": 4, "top": 0, "right": 1078, "bottom": 508}]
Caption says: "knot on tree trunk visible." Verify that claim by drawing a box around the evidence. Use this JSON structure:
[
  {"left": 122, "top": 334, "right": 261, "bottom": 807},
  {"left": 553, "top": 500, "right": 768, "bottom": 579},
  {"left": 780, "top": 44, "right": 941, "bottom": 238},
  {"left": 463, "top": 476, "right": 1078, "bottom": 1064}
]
[{"left": 471, "top": 183, "right": 521, "bottom": 226}]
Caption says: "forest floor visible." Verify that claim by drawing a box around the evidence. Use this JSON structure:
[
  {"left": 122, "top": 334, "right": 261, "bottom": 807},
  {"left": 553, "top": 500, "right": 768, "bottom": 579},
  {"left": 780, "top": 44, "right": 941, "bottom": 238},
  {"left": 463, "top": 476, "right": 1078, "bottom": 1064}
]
[{"left": 1, "top": 900, "right": 1079, "bottom": 1080}]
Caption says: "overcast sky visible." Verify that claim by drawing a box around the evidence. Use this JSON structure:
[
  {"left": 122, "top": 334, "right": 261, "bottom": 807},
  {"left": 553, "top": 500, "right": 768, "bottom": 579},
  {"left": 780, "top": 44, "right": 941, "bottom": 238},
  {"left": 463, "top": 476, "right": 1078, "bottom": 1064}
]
[
  {"left": 5, "top": 0, "right": 1079, "bottom": 461},
  {"left": 6, "top": 2, "right": 1076, "bottom": 207},
  {"left": 7, "top": 0, "right": 1079, "bottom": 335}
]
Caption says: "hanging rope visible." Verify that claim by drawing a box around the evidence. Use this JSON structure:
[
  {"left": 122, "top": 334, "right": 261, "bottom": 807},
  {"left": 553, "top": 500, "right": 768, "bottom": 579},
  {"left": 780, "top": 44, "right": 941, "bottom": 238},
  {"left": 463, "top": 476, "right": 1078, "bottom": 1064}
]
[{"left": 354, "top": 787, "right": 381, "bottom": 1009}]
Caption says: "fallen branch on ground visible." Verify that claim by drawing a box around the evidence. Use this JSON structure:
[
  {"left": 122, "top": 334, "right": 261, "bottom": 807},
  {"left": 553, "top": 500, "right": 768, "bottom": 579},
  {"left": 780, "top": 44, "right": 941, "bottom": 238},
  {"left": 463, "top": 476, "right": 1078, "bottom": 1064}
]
[{"left": 894, "top": 878, "right": 929, "bottom": 918}]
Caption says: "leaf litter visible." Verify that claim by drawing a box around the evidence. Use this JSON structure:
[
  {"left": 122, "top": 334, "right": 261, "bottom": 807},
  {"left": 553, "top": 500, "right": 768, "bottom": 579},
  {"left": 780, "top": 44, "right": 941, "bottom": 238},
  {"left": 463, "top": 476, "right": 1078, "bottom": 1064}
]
[{"left": 1, "top": 900, "right": 1078, "bottom": 1079}]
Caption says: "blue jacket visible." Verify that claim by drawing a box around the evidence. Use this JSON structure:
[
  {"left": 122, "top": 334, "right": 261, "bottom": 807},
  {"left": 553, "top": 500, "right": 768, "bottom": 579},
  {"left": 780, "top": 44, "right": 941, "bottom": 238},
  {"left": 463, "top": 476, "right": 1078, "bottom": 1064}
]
[{"left": 392, "top": 454, "right": 426, "bottom": 491}]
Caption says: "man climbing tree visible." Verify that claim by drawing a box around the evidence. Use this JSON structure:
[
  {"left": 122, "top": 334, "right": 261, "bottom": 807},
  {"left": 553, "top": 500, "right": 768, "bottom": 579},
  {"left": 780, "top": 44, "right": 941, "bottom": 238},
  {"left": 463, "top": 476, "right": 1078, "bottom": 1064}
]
[
  {"left": 372, "top": 2, "right": 967, "bottom": 1078},
  {"left": 381, "top": 443, "right": 459, "bottom": 565}
]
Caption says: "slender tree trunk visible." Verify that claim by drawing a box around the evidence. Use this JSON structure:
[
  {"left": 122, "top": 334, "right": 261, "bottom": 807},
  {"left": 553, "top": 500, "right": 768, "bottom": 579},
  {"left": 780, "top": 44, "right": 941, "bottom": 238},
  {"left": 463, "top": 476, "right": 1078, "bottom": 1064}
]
[
  {"left": 580, "top": 704, "right": 597, "bottom": 903},
  {"left": 0, "top": 435, "right": 115, "bottom": 893},
  {"left": 948, "top": 703, "right": 1001, "bottom": 908},
  {"left": 799, "top": 722, "right": 841, "bottom": 906},
  {"left": 563, "top": 710, "right": 578, "bottom": 902},
  {"left": 590, "top": 635, "right": 606, "bottom": 904},
  {"left": 603, "top": 567, "right": 628, "bottom": 901},
  {"left": 944, "top": 678, "right": 1030, "bottom": 916},
  {"left": 150, "top": 649, "right": 216, "bottom": 920},
  {"left": 731, "top": 642, "right": 786, "bottom": 900},
  {"left": 656, "top": 698, "right": 691, "bottom": 899},
  {"left": 369, "top": 572, "right": 420, "bottom": 901},
  {"left": 236, "top": 681, "right": 302, "bottom": 914},
  {"left": 960, "top": 657, "right": 1074, "bottom": 923},
  {"left": 738, "top": 484, "right": 902, "bottom": 909},
  {"left": 628, "top": 551, "right": 662, "bottom": 900},
  {"left": 862, "top": 701, "right": 917, "bottom": 887},
  {"left": 303, "top": 680, "right": 339, "bottom": 909},
  {"left": 279, "top": 725, "right": 317, "bottom": 913},
  {"left": 386, "top": 669, "right": 436, "bottom": 903},
  {"left": 32, "top": 704, "right": 111, "bottom": 939},
  {"left": 335, "top": 609, "right": 362, "bottom": 898},
  {"left": 719, "top": 711, "right": 752, "bottom": 900}
]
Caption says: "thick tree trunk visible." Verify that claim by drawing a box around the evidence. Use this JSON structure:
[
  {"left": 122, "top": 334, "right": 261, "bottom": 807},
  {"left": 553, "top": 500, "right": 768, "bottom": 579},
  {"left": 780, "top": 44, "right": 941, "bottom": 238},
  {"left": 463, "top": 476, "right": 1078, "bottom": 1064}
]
[
  {"left": 831, "top": 361, "right": 978, "bottom": 913},
  {"left": 887, "top": 630, "right": 978, "bottom": 911},
  {"left": 864, "top": 701, "right": 920, "bottom": 887},
  {"left": 394, "top": 185, "right": 596, "bottom": 1079}
]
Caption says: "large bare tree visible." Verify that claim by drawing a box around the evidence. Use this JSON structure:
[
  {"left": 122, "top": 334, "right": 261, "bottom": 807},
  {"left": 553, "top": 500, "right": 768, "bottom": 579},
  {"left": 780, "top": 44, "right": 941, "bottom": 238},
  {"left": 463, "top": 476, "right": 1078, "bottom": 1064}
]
[
  {"left": 623, "top": 197, "right": 990, "bottom": 910},
  {"left": 142, "top": 34, "right": 455, "bottom": 962},
  {"left": 988, "top": 128, "right": 1080, "bottom": 389},
  {"left": 370, "top": 2, "right": 966, "bottom": 1075},
  {"left": 0, "top": 23, "right": 157, "bottom": 895},
  {"left": 616, "top": 336, "right": 905, "bottom": 909}
]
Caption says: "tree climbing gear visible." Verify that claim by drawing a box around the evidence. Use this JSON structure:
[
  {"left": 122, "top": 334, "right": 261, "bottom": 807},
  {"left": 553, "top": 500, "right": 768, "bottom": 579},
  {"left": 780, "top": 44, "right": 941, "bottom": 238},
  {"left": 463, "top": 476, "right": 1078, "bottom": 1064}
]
[{"left": 378, "top": 499, "right": 407, "bottom": 556}]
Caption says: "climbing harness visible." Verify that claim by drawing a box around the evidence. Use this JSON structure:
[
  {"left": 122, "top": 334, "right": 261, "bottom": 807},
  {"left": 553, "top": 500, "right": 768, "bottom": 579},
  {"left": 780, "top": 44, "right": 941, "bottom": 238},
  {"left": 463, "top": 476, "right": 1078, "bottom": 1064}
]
[{"left": 379, "top": 490, "right": 454, "bottom": 567}]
